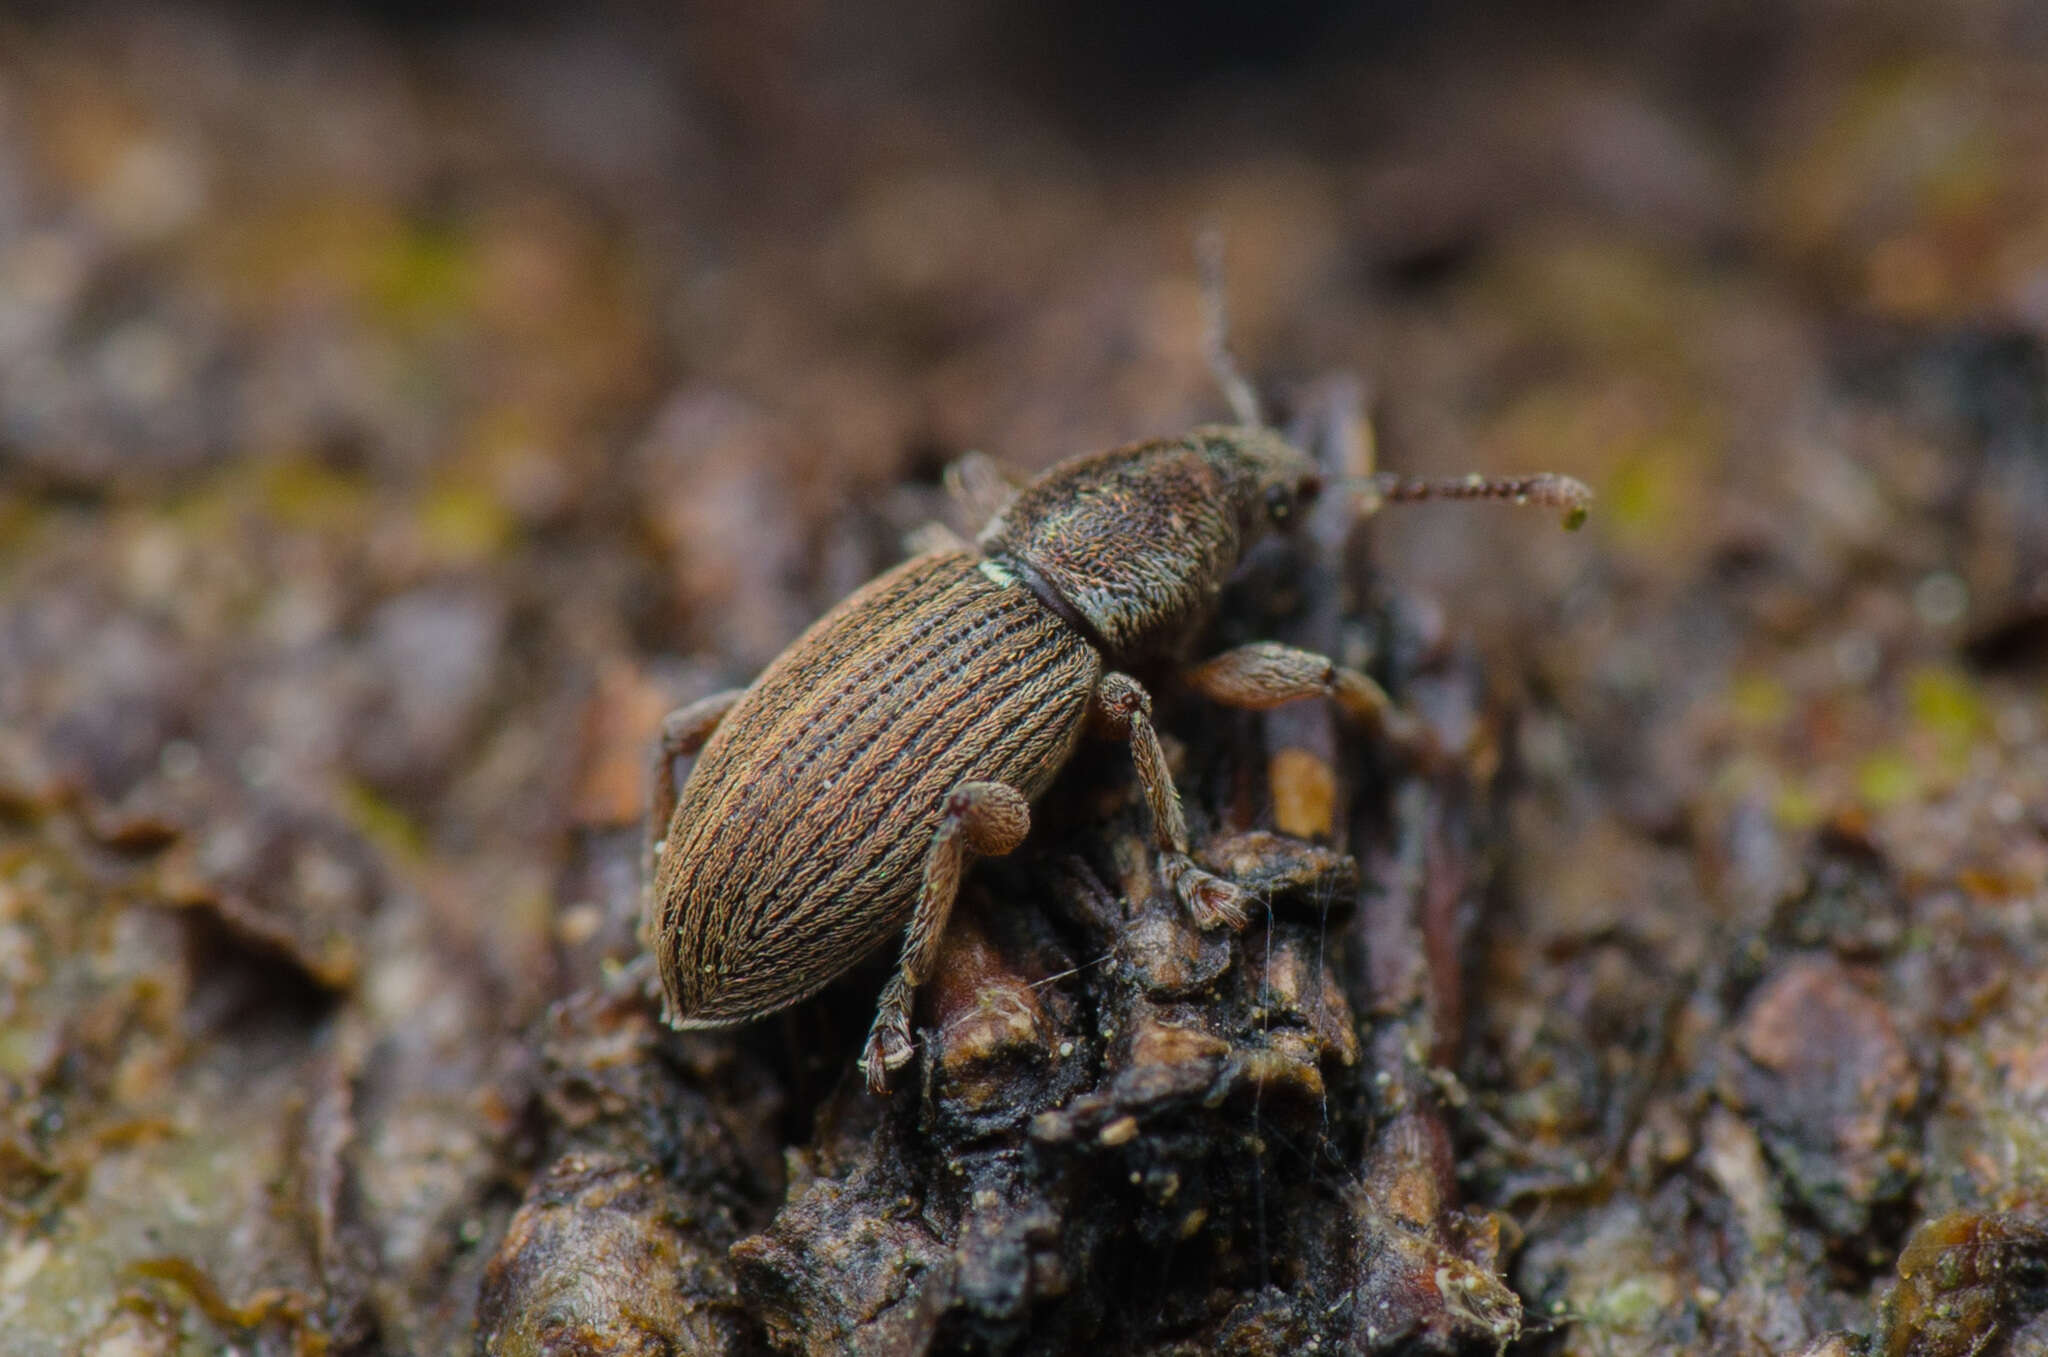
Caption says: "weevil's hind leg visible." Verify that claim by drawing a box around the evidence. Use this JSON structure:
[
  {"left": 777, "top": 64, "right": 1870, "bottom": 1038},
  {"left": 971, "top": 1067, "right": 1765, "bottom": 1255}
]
[
  {"left": 1185, "top": 642, "right": 1446, "bottom": 767},
  {"left": 643, "top": 689, "right": 748, "bottom": 931},
  {"left": 860, "top": 780, "right": 1032, "bottom": 1093},
  {"left": 1092, "top": 671, "right": 1252, "bottom": 932}
]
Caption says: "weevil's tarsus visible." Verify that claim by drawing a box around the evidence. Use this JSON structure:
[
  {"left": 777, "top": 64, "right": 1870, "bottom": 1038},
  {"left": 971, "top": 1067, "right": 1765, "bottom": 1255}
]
[
  {"left": 602, "top": 950, "right": 661, "bottom": 1007},
  {"left": 1197, "top": 226, "right": 1265, "bottom": 431},
  {"left": 860, "top": 778, "right": 1032, "bottom": 1093},
  {"left": 1345, "top": 470, "right": 1595, "bottom": 531},
  {"left": 1165, "top": 854, "right": 1254, "bottom": 931}
]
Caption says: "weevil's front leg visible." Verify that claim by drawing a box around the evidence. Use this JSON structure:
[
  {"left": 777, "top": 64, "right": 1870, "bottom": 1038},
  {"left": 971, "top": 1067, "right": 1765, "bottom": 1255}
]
[
  {"left": 1092, "top": 672, "right": 1252, "bottom": 932},
  {"left": 644, "top": 688, "right": 747, "bottom": 904},
  {"left": 860, "top": 779, "right": 1032, "bottom": 1093},
  {"left": 1185, "top": 642, "right": 1444, "bottom": 766}
]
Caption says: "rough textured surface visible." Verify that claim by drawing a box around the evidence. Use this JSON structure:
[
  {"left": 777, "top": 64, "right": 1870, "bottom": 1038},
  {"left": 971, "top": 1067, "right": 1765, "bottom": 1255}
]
[
  {"left": 4, "top": 2, "right": 2048, "bottom": 1354},
  {"left": 474, "top": 988, "right": 780, "bottom": 1357}
]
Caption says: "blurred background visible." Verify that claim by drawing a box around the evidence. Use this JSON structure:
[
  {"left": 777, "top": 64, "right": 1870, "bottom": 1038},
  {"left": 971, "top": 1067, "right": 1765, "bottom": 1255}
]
[{"left": 2, "top": 1, "right": 2046, "bottom": 1353}]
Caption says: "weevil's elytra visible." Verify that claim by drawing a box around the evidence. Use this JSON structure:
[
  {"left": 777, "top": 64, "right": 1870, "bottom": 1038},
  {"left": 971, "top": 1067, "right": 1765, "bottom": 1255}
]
[
  {"left": 644, "top": 424, "right": 1589, "bottom": 1092},
  {"left": 654, "top": 549, "right": 1099, "bottom": 1025}
]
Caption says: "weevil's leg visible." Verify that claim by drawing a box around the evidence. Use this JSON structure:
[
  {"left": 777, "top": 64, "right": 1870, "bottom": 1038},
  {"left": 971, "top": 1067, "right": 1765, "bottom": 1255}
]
[
  {"left": 904, "top": 521, "right": 974, "bottom": 557},
  {"left": 860, "top": 779, "right": 1032, "bottom": 1093},
  {"left": 1092, "top": 671, "right": 1252, "bottom": 932},
  {"left": 643, "top": 689, "right": 748, "bottom": 910},
  {"left": 1184, "top": 642, "right": 1445, "bottom": 766},
  {"left": 944, "top": 449, "right": 1022, "bottom": 529}
]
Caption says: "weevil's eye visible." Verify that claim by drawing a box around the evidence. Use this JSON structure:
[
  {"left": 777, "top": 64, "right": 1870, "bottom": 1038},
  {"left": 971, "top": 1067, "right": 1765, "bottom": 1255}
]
[{"left": 1264, "top": 484, "right": 1294, "bottom": 523}]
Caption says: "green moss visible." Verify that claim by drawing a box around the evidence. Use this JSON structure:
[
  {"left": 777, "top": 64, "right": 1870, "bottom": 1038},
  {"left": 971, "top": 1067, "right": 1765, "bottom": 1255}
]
[
  {"left": 1855, "top": 750, "right": 1920, "bottom": 808},
  {"left": 370, "top": 224, "right": 477, "bottom": 327},
  {"left": 1580, "top": 1273, "right": 1682, "bottom": 1330},
  {"left": 1773, "top": 781, "right": 1826, "bottom": 830},
  {"left": 338, "top": 779, "right": 425, "bottom": 865},
  {"left": 257, "top": 459, "right": 372, "bottom": 532},
  {"left": 418, "top": 483, "right": 515, "bottom": 563},
  {"left": 1905, "top": 665, "right": 1986, "bottom": 759},
  {"left": 1728, "top": 672, "right": 1791, "bottom": 728}
]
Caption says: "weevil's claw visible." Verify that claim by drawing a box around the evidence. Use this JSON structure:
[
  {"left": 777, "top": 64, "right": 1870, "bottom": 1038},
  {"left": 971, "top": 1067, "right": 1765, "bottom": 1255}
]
[
  {"left": 1164, "top": 855, "right": 1252, "bottom": 931},
  {"left": 860, "top": 1018, "right": 915, "bottom": 1094}
]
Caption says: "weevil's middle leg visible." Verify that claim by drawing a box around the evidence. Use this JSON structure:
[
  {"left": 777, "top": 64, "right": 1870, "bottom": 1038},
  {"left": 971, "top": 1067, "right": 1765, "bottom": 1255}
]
[
  {"left": 1184, "top": 642, "right": 1446, "bottom": 766},
  {"left": 860, "top": 779, "right": 1032, "bottom": 1094},
  {"left": 1092, "top": 671, "right": 1253, "bottom": 932}
]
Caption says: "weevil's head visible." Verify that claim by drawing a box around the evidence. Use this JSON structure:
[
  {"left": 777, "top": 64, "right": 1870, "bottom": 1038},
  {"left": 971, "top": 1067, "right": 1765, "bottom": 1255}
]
[{"left": 979, "top": 425, "right": 1321, "bottom": 660}]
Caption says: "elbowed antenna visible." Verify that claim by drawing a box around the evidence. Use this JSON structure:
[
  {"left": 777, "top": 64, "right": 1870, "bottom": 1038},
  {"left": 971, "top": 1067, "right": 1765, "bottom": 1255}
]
[
  {"left": 1341, "top": 471, "right": 1595, "bottom": 531},
  {"left": 1191, "top": 229, "right": 1591, "bottom": 531}
]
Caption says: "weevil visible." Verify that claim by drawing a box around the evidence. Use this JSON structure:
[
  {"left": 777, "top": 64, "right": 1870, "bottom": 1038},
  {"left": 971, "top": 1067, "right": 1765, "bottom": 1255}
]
[{"left": 642, "top": 416, "right": 1590, "bottom": 1092}]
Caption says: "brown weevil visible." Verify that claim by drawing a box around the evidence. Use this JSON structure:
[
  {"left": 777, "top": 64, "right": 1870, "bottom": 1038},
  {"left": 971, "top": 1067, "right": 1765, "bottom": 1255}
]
[{"left": 642, "top": 399, "right": 1590, "bottom": 1093}]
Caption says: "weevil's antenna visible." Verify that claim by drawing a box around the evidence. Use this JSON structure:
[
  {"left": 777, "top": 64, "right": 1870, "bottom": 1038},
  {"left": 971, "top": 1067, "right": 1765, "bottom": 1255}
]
[
  {"left": 1343, "top": 470, "right": 1595, "bottom": 531},
  {"left": 1197, "top": 226, "right": 1265, "bottom": 430}
]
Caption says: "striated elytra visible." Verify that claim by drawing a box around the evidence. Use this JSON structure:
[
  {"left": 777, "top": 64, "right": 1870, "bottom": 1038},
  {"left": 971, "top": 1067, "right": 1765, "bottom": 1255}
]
[{"left": 643, "top": 424, "right": 1589, "bottom": 1092}]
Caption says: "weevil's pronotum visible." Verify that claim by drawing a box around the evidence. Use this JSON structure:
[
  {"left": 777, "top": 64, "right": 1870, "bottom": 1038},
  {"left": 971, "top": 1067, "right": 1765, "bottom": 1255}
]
[{"left": 642, "top": 387, "right": 1590, "bottom": 1091}]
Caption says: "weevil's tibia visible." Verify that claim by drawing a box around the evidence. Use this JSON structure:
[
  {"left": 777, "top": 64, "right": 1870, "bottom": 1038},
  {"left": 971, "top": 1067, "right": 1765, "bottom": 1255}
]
[
  {"left": 860, "top": 778, "right": 1032, "bottom": 1093},
  {"left": 1356, "top": 471, "right": 1595, "bottom": 530},
  {"left": 1091, "top": 671, "right": 1253, "bottom": 932}
]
